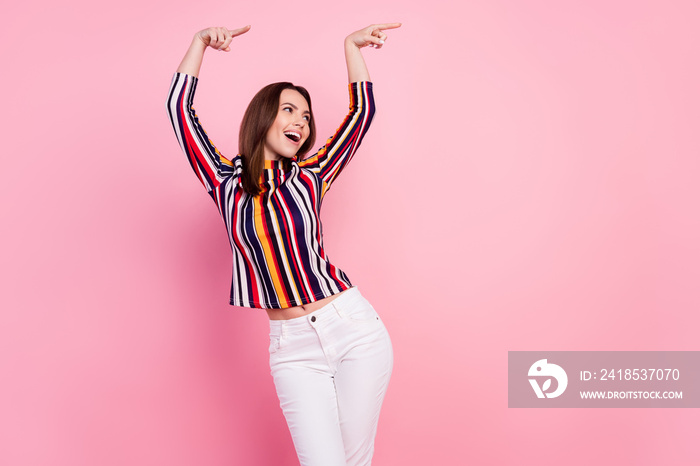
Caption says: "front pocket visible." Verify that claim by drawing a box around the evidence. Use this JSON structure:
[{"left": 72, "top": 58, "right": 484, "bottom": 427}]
[{"left": 345, "top": 304, "right": 380, "bottom": 323}]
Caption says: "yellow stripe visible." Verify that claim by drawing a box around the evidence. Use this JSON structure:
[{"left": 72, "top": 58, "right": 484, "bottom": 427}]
[{"left": 254, "top": 196, "right": 287, "bottom": 302}]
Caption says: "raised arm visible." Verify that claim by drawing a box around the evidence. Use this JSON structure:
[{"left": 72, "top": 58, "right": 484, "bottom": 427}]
[
  {"left": 299, "top": 23, "right": 400, "bottom": 195},
  {"left": 166, "top": 27, "right": 250, "bottom": 192}
]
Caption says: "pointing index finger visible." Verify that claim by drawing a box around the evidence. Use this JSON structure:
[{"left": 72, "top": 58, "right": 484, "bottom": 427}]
[
  {"left": 375, "top": 22, "right": 402, "bottom": 30},
  {"left": 230, "top": 25, "right": 252, "bottom": 36}
]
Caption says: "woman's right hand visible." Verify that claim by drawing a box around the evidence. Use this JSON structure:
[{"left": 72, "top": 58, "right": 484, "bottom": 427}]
[{"left": 195, "top": 25, "right": 251, "bottom": 52}]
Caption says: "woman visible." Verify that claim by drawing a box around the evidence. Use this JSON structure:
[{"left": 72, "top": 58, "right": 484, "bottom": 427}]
[{"left": 166, "top": 22, "right": 400, "bottom": 466}]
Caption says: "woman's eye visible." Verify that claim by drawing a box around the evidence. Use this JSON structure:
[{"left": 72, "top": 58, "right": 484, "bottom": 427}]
[
  {"left": 283, "top": 107, "right": 292, "bottom": 113},
  {"left": 303, "top": 115, "right": 310, "bottom": 122}
]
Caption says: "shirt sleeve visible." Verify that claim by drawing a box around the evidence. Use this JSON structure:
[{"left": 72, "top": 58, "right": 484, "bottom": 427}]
[
  {"left": 165, "top": 72, "right": 236, "bottom": 192},
  {"left": 298, "top": 81, "right": 375, "bottom": 196}
]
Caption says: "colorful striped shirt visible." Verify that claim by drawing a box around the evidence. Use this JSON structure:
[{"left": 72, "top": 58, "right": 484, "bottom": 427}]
[{"left": 166, "top": 73, "right": 375, "bottom": 309}]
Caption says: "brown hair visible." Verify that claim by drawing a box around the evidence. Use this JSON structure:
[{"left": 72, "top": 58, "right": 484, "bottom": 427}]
[{"left": 238, "top": 82, "right": 316, "bottom": 195}]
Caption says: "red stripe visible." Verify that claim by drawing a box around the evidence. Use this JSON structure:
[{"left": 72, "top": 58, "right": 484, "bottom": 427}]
[{"left": 179, "top": 83, "right": 216, "bottom": 186}]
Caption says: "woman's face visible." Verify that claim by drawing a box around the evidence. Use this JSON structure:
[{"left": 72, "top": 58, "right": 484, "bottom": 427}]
[{"left": 263, "top": 89, "right": 311, "bottom": 161}]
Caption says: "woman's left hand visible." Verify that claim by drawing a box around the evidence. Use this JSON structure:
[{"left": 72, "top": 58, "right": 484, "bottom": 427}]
[{"left": 345, "top": 23, "right": 402, "bottom": 50}]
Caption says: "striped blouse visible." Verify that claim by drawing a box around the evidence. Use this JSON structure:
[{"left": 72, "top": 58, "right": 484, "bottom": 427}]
[{"left": 166, "top": 72, "right": 375, "bottom": 309}]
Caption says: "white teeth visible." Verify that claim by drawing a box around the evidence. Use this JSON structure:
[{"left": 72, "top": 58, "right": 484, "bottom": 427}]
[{"left": 284, "top": 131, "right": 300, "bottom": 142}]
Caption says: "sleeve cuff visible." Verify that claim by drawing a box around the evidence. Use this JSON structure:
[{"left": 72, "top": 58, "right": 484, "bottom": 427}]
[
  {"left": 174, "top": 72, "right": 198, "bottom": 83},
  {"left": 348, "top": 81, "right": 372, "bottom": 97}
]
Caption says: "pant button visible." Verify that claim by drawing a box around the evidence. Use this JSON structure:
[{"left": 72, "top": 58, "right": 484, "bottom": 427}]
[{"left": 311, "top": 316, "right": 316, "bottom": 322}]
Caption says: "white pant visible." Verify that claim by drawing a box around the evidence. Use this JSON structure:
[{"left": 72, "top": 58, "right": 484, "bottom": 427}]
[{"left": 269, "top": 287, "right": 394, "bottom": 466}]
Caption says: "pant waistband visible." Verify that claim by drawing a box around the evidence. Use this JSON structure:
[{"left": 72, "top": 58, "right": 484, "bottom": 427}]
[{"left": 269, "top": 287, "right": 364, "bottom": 334}]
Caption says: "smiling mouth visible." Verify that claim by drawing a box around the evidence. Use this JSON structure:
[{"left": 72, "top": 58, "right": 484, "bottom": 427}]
[{"left": 284, "top": 131, "right": 301, "bottom": 143}]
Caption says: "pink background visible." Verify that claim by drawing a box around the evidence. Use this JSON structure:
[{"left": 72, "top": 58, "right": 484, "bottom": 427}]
[{"left": 2, "top": 1, "right": 699, "bottom": 465}]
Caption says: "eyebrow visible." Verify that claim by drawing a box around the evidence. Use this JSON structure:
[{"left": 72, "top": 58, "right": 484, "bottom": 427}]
[{"left": 281, "top": 102, "right": 311, "bottom": 115}]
